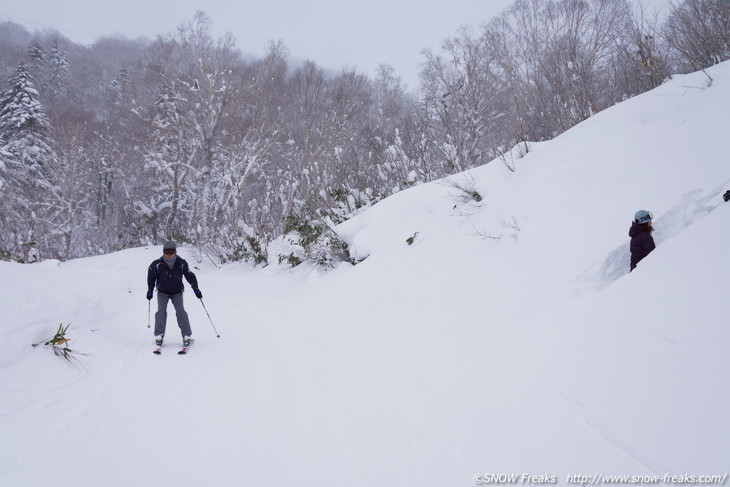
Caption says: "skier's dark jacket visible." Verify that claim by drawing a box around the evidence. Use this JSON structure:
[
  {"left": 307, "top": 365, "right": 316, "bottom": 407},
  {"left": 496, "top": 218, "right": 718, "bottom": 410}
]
[
  {"left": 147, "top": 256, "right": 198, "bottom": 295},
  {"left": 629, "top": 221, "right": 656, "bottom": 271}
]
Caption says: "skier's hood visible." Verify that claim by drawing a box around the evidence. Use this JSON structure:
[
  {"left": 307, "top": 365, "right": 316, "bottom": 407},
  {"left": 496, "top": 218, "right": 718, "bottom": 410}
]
[{"left": 628, "top": 221, "right": 649, "bottom": 237}]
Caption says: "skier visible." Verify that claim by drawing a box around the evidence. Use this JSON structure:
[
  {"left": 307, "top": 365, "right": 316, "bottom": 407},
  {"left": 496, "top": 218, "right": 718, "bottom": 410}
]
[
  {"left": 629, "top": 210, "right": 656, "bottom": 272},
  {"left": 147, "top": 241, "right": 202, "bottom": 348}
]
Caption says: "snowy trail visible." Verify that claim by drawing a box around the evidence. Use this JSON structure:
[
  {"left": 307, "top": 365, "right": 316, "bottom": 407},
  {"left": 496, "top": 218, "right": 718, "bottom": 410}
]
[{"left": 0, "top": 251, "right": 648, "bottom": 486}]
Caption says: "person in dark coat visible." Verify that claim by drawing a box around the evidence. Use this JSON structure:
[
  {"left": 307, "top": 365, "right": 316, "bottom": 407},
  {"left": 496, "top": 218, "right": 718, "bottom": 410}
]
[
  {"left": 629, "top": 210, "right": 656, "bottom": 271},
  {"left": 146, "top": 241, "right": 202, "bottom": 347}
]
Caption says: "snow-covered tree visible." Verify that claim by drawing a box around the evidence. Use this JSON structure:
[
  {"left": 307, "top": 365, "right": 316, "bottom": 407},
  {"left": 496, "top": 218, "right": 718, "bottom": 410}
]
[
  {"left": 142, "top": 82, "right": 197, "bottom": 241},
  {"left": 421, "top": 25, "right": 509, "bottom": 172},
  {"left": 48, "top": 129, "right": 96, "bottom": 258},
  {"left": 47, "top": 38, "right": 69, "bottom": 102},
  {"left": 26, "top": 39, "right": 46, "bottom": 82},
  {"left": 139, "top": 11, "right": 246, "bottom": 248},
  {"left": 0, "top": 61, "right": 56, "bottom": 180},
  {"left": 0, "top": 60, "right": 59, "bottom": 260},
  {"left": 109, "top": 67, "right": 130, "bottom": 105}
]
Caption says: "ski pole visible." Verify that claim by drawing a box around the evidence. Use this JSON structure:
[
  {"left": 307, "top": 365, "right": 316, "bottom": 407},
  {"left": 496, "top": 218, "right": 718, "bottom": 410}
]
[
  {"left": 147, "top": 300, "right": 151, "bottom": 328},
  {"left": 199, "top": 298, "right": 220, "bottom": 338}
]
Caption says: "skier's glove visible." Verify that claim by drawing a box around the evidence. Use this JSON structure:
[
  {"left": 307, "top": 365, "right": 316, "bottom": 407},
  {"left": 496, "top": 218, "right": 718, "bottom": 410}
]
[
  {"left": 146, "top": 290, "right": 154, "bottom": 300},
  {"left": 194, "top": 289, "right": 203, "bottom": 299}
]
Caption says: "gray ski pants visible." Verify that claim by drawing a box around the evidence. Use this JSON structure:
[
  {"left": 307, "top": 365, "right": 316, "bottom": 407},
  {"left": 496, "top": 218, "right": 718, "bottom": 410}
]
[{"left": 154, "top": 292, "right": 192, "bottom": 338}]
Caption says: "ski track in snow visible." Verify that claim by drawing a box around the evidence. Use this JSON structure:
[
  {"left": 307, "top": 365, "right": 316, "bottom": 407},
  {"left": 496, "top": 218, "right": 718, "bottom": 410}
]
[
  {"left": 539, "top": 383, "right": 670, "bottom": 474},
  {"left": 580, "top": 180, "right": 730, "bottom": 291}
]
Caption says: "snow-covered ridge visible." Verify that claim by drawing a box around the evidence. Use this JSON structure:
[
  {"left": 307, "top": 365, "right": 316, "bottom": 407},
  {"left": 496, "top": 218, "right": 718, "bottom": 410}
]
[
  {"left": 337, "top": 64, "right": 729, "bottom": 282},
  {"left": 1, "top": 61, "right": 728, "bottom": 486}
]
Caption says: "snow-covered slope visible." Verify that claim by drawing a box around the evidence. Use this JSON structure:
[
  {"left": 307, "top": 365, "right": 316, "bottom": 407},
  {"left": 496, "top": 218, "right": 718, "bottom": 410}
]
[{"left": 1, "top": 62, "right": 729, "bottom": 486}]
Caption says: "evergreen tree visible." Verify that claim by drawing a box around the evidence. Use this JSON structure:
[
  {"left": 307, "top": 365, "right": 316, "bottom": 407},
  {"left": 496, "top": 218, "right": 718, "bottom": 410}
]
[
  {"left": 47, "top": 38, "right": 69, "bottom": 102},
  {"left": 26, "top": 39, "right": 46, "bottom": 81},
  {"left": 26, "top": 40, "right": 45, "bottom": 62},
  {"left": 109, "top": 67, "right": 129, "bottom": 105},
  {"left": 0, "top": 60, "right": 56, "bottom": 186},
  {"left": 0, "top": 60, "right": 59, "bottom": 260}
]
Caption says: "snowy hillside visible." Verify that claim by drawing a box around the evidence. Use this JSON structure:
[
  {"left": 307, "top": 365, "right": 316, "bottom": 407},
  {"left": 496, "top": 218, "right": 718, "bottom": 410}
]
[{"left": 1, "top": 61, "right": 729, "bottom": 486}]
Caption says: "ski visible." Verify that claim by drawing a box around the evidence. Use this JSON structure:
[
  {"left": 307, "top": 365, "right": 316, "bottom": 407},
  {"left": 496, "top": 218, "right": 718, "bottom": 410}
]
[
  {"left": 178, "top": 339, "right": 194, "bottom": 355},
  {"left": 153, "top": 347, "right": 161, "bottom": 355}
]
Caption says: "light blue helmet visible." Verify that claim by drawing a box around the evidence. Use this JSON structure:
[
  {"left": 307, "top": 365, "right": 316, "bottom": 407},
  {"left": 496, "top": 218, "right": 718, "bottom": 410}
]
[{"left": 634, "top": 210, "right": 653, "bottom": 224}]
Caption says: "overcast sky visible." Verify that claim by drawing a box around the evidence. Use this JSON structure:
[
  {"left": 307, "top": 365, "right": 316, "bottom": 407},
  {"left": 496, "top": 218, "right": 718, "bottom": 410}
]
[{"left": 0, "top": 0, "right": 519, "bottom": 88}]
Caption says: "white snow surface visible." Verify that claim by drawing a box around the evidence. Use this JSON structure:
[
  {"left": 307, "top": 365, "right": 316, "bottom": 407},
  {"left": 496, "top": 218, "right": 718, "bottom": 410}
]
[{"left": 2, "top": 62, "right": 729, "bottom": 486}]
